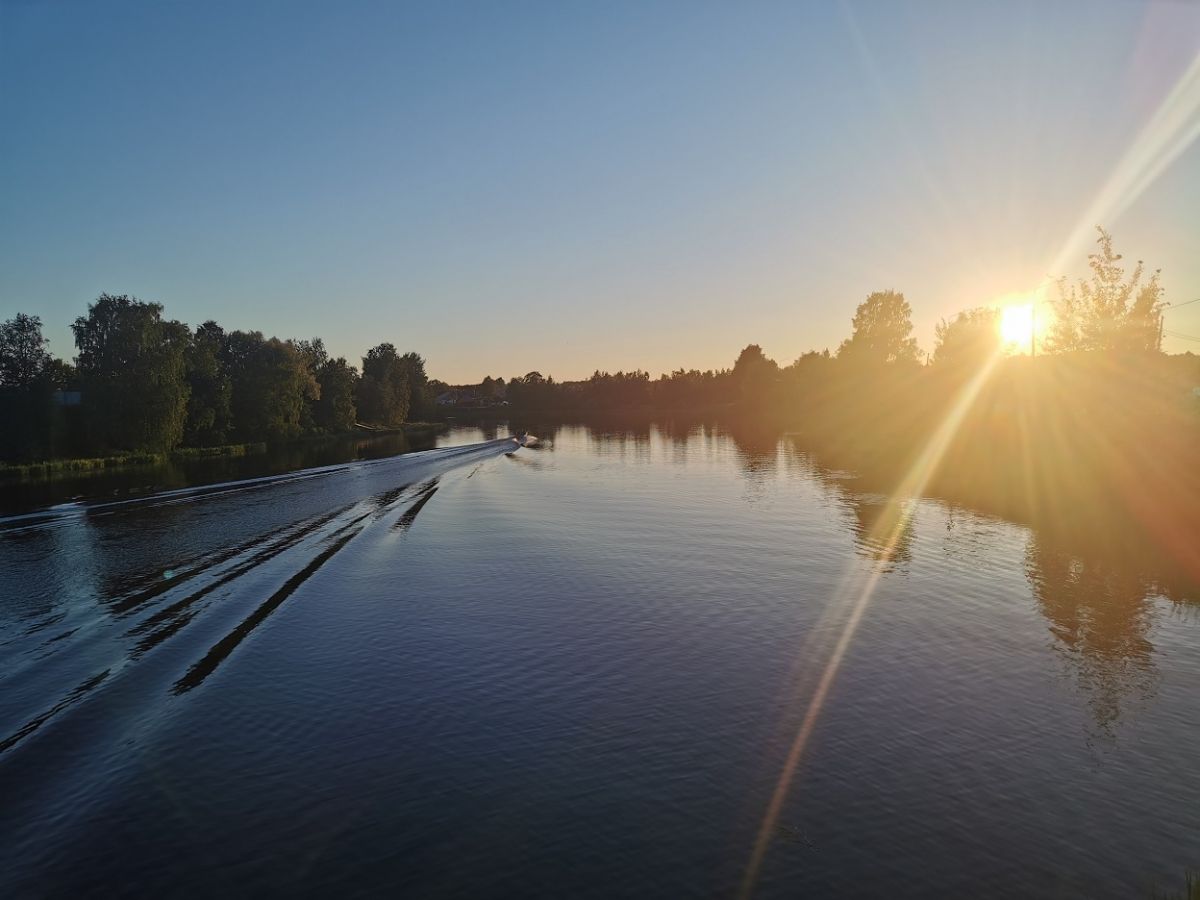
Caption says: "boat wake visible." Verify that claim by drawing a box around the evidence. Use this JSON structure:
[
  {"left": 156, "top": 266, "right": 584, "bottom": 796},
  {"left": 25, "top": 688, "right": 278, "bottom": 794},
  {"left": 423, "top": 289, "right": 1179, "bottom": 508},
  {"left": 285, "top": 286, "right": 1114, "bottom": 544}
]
[{"left": 0, "top": 438, "right": 520, "bottom": 760}]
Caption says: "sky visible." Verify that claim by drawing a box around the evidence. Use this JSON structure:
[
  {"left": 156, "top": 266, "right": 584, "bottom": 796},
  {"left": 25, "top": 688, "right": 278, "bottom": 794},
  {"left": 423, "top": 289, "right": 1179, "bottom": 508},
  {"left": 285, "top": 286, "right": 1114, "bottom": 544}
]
[{"left": 2, "top": 0, "right": 1199, "bottom": 383}]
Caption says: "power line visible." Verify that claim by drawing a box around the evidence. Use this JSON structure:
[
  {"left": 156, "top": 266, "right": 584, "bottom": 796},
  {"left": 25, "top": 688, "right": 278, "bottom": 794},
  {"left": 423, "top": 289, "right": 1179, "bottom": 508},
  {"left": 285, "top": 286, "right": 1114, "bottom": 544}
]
[
  {"left": 1163, "top": 297, "right": 1200, "bottom": 311},
  {"left": 1163, "top": 329, "right": 1200, "bottom": 343}
]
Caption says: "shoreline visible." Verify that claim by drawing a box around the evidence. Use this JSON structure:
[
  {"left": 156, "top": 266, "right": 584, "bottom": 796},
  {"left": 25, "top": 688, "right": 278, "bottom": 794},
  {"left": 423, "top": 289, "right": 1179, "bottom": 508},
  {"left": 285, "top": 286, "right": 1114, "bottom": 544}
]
[{"left": 0, "top": 422, "right": 449, "bottom": 482}]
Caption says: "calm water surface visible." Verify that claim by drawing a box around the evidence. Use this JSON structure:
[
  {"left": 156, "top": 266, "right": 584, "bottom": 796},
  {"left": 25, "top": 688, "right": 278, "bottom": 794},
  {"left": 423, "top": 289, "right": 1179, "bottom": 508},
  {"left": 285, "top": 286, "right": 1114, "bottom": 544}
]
[{"left": 1, "top": 423, "right": 1197, "bottom": 898}]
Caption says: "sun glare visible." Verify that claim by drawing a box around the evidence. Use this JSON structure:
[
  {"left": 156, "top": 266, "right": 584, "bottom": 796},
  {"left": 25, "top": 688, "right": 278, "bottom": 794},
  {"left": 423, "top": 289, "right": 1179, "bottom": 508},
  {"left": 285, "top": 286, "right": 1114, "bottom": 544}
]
[{"left": 1000, "top": 303, "right": 1035, "bottom": 347}]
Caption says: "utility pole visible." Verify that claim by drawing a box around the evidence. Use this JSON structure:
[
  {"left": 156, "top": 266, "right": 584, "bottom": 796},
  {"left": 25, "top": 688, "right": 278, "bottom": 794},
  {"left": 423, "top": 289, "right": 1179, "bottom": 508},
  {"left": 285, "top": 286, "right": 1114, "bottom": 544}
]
[{"left": 1159, "top": 297, "right": 1200, "bottom": 349}]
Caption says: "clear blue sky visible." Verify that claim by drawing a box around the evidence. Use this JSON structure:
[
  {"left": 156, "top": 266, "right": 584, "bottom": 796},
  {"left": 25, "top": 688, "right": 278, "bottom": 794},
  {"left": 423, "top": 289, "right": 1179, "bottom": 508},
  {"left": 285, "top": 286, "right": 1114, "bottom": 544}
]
[{"left": 3, "top": 0, "right": 1199, "bottom": 382}]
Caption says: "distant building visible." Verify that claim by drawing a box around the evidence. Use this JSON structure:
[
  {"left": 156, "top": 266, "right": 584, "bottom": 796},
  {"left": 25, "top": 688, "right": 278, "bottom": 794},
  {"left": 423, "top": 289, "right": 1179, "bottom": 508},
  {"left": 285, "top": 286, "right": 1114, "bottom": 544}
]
[
  {"left": 435, "top": 388, "right": 507, "bottom": 408},
  {"left": 436, "top": 389, "right": 479, "bottom": 406},
  {"left": 53, "top": 390, "right": 82, "bottom": 407}
]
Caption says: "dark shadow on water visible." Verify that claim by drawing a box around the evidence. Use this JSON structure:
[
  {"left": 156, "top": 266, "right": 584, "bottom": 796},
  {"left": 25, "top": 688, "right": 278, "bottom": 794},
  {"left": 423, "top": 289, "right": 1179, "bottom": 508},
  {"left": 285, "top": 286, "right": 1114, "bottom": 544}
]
[
  {"left": 172, "top": 477, "right": 445, "bottom": 693},
  {"left": 0, "top": 669, "right": 110, "bottom": 755},
  {"left": 118, "top": 503, "right": 357, "bottom": 622},
  {"left": 371, "top": 481, "right": 414, "bottom": 514},
  {"left": 725, "top": 421, "right": 780, "bottom": 481},
  {"left": 393, "top": 480, "right": 439, "bottom": 533},
  {"left": 172, "top": 529, "right": 360, "bottom": 694},
  {"left": 839, "top": 493, "right": 915, "bottom": 571}
]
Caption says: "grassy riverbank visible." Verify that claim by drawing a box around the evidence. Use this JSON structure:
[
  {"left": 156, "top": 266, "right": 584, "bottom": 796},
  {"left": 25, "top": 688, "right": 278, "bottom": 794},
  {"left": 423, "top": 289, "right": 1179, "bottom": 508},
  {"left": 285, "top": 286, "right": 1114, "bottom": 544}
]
[
  {"left": 0, "top": 442, "right": 268, "bottom": 481},
  {"left": 0, "top": 423, "right": 449, "bottom": 482},
  {"left": 1151, "top": 871, "right": 1199, "bottom": 900}
]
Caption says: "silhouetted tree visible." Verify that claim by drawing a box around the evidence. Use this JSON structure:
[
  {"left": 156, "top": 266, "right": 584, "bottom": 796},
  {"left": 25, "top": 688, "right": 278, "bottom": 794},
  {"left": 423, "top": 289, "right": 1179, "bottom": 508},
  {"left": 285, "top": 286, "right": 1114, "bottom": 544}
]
[
  {"left": 0, "top": 313, "right": 59, "bottom": 460},
  {"left": 732, "top": 344, "right": 780, "bottom": 406},
  {"left": 932, "top": 307, "right": 1000, "bottom": 371},
  {"left": 506, "top": 371, "right": 564, "bottom": 410},
  {"left": 779, "top": 350, "right": 835, "bottom": 413},
  {"left": 585, "top": 369, "right": 651, "bottom": 409},
  {"left": 732, "top": 344, "right": 777, "bottom": 380},
  {"left": 1048, "top": 227, "right": 1164, "bottom": 353},
  {"left": 184, "top": 321, "right": 233, "bottom": 446},
  {"left": 837, "top": 290, "right": 920, "bottom": 365},
  {"left": 653, "top": 367, "right": 733, "bottom": 408},
  {"left": 782, "top": 349, "right": 833, "bottom": 377},
  {"left": 72, "top": 294, "right": 190, "bottom": 452},
  {"left": 0, "top": 313, "right": 51, "bottom": 387},
  {"left": 43, "top": 358, "right": 75, "bottom": 390}
]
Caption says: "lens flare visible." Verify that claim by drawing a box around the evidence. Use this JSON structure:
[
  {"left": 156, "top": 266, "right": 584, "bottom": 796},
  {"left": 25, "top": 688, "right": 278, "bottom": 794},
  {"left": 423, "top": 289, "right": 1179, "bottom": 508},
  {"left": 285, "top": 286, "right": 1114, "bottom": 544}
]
[
  {"left": 1046, "top": 52, "right": 1200, "bottom": 277},
  {"left": 738, "top": 350, "right": 1003, "bottom": 899},
  {"left": 739, "top": 42, "right": 1200, "bottom": 897}
]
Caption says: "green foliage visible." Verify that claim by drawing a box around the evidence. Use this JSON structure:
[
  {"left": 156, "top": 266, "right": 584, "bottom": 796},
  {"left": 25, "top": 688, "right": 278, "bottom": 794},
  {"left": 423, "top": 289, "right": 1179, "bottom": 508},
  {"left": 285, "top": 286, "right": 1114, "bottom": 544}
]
[
  {"left": 291, "top": 337, "right": 329, "bottom": 433},
  {"left": 0, "top": 313, "right": 61, "bottom": 461},
  {"left": 0, "top": 451, "right": 164, "bottom": 480},
  {"left": 0, "top": 313, "right": 51, "bottom": 387},
  {"left": 358, "top": 343, "right": 410, "bottom": 425},
  {"left": 0, "top": 442, "right": 268, "bottom": 481},
  {"left": 184, "top": 321, "right": 234, "bottom": 446},
  {"left": 314, "top": 356, "right": 359, "bottom": 432},
  {"left": 225, "top": 331, "right": 319, "bottom": 441},
  {"left": 933, "top": 307, "right": 1000, "bottom": 371},
  {"left": 837, "top": 290, "right": 920, "bottom": 365},
  {"left": 1049, "top": 227, "right": 1164, "bottom": 353},
  {"left": 72, "top": 294, "right": 190, "bottom": 453},
  {"left": 3, "top": 296, "right": 434, "bottom": 459},
  {"left": 398, "top": 351, "right": 429, "bottom": 418},
  {"left": 292, "top": 337, "right": 328, "bottom": 372}
]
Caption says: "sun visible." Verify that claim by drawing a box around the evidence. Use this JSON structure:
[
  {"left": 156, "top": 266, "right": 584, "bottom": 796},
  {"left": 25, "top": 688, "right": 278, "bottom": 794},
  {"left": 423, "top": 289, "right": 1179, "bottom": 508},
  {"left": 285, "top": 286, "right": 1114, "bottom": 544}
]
[{"left": 1000, "top": 303, "right": 1035, "bottom": 347}]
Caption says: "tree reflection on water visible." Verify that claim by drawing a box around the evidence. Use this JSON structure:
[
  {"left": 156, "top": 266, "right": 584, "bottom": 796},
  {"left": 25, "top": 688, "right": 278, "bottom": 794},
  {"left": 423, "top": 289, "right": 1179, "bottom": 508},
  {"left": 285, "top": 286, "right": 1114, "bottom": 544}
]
[{"left": 724, "top": 419, "right": 1198, "bottom": 737}]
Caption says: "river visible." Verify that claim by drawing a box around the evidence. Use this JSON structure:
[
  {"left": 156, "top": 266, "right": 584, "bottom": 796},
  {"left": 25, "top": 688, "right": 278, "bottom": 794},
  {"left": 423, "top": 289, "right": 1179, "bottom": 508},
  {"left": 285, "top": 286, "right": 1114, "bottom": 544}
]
[{"left": 1, "top": 423, "right": 1197, "bottom": 898}]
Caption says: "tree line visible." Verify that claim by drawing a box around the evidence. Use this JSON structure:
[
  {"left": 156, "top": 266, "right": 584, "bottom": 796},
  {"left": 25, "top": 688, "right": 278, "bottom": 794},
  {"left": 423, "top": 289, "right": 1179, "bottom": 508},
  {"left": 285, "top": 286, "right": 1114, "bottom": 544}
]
[
  {"left": 474, "top": 228, "right": 1181, "bottom": 415},
  {"left": 2, "top": 227, "right": 1192, "bottom": 463},
  {"left": 480, "top": 230, "right": 1198, "bottom": 573},
  {"left": 0, "top": 293, "right": 430, "bottom": 462}
]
